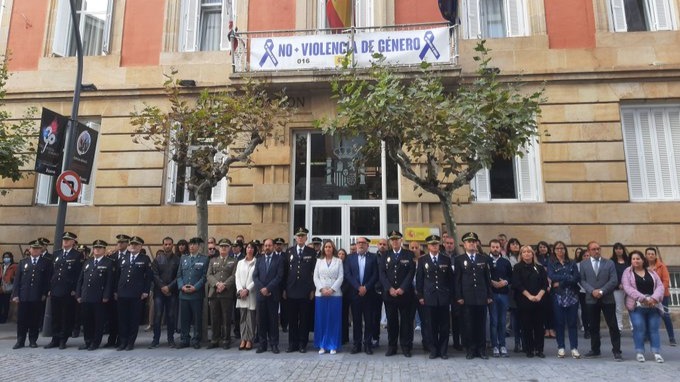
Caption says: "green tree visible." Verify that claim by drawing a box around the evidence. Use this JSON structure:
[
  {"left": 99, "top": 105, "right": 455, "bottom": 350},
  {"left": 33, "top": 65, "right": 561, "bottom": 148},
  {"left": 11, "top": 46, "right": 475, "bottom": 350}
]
[
  {"left": 131, "top": 72, "right": 293, "bottom": 242},
  {"left": 0, "top": 57, "right": 36, "bottom": 195},
  {"left": 320, "top": 42, "right": 545, "bottom": 242}
]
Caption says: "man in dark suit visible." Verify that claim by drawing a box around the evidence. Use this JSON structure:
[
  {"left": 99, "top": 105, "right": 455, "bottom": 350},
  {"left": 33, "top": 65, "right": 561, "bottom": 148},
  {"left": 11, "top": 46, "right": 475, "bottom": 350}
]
[
  {"left": 344, "top": 236, "right": 378, "bottom": 355},
  {"left": 273, "top": 237, "right": 289, "bottom": 333},
  {"left": 580, "top": 240, "right": 622, "bottom": 361},
  {"left": 379, "top": 230, "right": 416, "bottom": 357},
  {"left": 76, "top": 240, "right": 114, "bottom": 350},
  {"left": 103, "top": 233, "right": 130, "bottom": 348},
  {"left": 253, "top": 239, "right": 284, "bottom": 353},
  {"left": 455, "top": 232, "right": 493, "bottom": 359},
  {"left": 115, "top": 236, "right": 153, "bottom": 351},
  {"left": 442, "top": 235, "right": 462, "bottom": 350},
  {"left": 284, "top": 227, "right": 317, "bottom": 353},
  {"left": 12, "top": 240, "right": 53, "bottom": 349},
  {"left": 417, "top": 235, "right": 455, "bottom": 359},
  {"left": 45, "top": 231, "right": 84, "bottom": 350}
]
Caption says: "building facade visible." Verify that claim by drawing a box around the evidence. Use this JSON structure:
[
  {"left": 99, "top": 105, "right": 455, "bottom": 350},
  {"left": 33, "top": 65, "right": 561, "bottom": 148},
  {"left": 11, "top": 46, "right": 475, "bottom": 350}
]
[{"left": 0, "top": 0, "right": 679, "bottom": 284}]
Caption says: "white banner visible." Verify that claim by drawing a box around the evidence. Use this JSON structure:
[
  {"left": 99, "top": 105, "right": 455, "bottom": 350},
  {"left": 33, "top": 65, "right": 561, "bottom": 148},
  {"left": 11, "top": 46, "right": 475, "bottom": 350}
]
[{"left": 249, "top": 27, "right": 451, "bottom": 71}]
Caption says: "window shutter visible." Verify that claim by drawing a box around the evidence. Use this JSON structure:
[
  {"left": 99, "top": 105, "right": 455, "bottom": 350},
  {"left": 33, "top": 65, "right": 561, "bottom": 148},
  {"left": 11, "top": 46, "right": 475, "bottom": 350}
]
[
  {"left": 354, "top": 0, "right": 374, "bottom": 28},
  {"left": 318, "top": 0, "right": 327, "bottom": 29},
  {"left": 219, "top": 0, "right": 233, "bottom": 50},
  {"left": 166, "top": 158, "right": 179, "bottom": 204},
  {"left": 52, "top": 0, "right": 72, "bottom": 56},
  {"left": 652, "top": 110, "right": 674, "bottom": 198},
  {"left": 101, "top": 0, "right": 115, "bottom": 54},
  {"left": 505, "top": 0, "right": 526, "bottom": 37},
  {"left": 180, "top": 0, "right": 200, "bottom": 52},
  {"left": 515, "top": 144, "right": 537, "bottom": 201},
  {"left": 473, "top": 167, "right": 491, "bottom": 201},
  {"left": 668, "top": 109, "right": 680, "bottom": 197},
  {"left": 609, "top": 0, "right": 628, "bottom": 32},
  {"left": 621, "top": 110, "right": 644, "bottom": 199},
  {"left": 466, "top": 0, "right": 481, "bottom": 39},
  {"left": 638, "top": 110, "right": 661, "bottom": 198},
  {"left": 210, "top": 151, "right": 227, "bottom": 203},
  {"left": 650, "top": 0, "right": 673, "bottom": 31},
  {"left": 78, "top": 183, "right": 94, "bottom": 205},
  {"left": 35, "top": 174, "right": 52, "bottom": 205}
]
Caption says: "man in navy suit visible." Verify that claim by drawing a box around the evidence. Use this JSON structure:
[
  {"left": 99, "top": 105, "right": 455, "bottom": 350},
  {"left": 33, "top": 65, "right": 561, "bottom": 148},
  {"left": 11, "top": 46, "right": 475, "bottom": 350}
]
[
  {"left": 254, "top": 239, "right": 284, "bottom": 354},
  {"left": 580, "top": 241, "right": 622, "bottom": 361},
  {"left": 344, "top": 236, "right": 378, "bottom": 355}
]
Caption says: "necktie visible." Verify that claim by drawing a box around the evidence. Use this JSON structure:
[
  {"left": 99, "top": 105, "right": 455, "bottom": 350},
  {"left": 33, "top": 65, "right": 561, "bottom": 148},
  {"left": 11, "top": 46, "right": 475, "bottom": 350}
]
[
  {"left": 94, "top": 259, "right": 99, "bottom": 267},
  {"left": 298, "top": 247, "right": 302, "bottom": 257},
  {"left": 266, "top": 256, "right": 271, "bottom": 272},
  {"left": 32, "top": 258, "right": 37, "bottom": 265},
  {"left": 593, "top": 258, "right": 600, "bottom": 276},
  {"left": 131, "top": 255, "right": 136, "bottom": 263},
  {"left": 433, "top": 256, "right": 438, "bottom": 266},
  {"left": 470, "top": 254, "right": 475, "bottom": 263}
]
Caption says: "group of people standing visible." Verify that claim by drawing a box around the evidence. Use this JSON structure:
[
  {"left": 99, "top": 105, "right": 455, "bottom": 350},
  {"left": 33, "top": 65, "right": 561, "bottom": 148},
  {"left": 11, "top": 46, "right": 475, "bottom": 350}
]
[{"left": 4, "top": 228, "right": 676, "bottom": 363}]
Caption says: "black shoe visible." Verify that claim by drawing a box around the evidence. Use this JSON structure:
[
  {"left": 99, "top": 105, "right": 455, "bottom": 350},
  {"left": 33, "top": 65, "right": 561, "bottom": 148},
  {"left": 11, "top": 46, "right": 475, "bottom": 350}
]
[
  {"left": 441, "top": 354, "right": 449, "bottom": 360},
  {"left": 192, "top": 343, "right": 201, "bottom": 349},
  {"left": 175, "top": 342, "right": 190, "bottom": 349},
  {"left": 207, "top": 342, "right": 219, "bottom": 349},
  {"left": 168, "top": 341, "right": 176, "bottom": 348},
  {"left": 286, "top": 346, "right": 298, "bottom": 353},
  {"left": 526, "top": 352, "right": 534, "bottom": 358},
  {"left": 403, "top": 350, "right": 412, "bottom": 358},
  {"left": 429, "top": 353, "right": 438, "bottom": 359},
  {"left": 272, "top": 345, "right": 280, "bottom": 354},
  {"left": 385, "top": 348, "right": 397, "bottom": 357},
  {"left": 299, "top": 347, "right": 307, "bottom": 353},
  {"left": 350, "top": 346, "right": 361, "bottom": 354},
  {"left": 116, "top": 345, "right": 126, "bottom": 351},
  {"left": 78, "top": 344, "right": 90, "bottom": 350},
  {"left": 536, "top": 352, "right": 545, "bottom": 358},
  {"left": 12, "top": 342, "right": 25, "bottom": 350},
  {"left": 126, "top": 344, "right": 134, "bottom": 351},
  {"left": 466, "top": 353, "right": 474, "bottom": 359},
  {"left": 614, "top": 352, "right": 623, "bottom": 362},
  {"left": 479, "top": 352, "right": 489, "bottom": 360},
  {"left": 44, "top": 341, "right": 58, "bottom": 349},
  {"left": 148, "top": 341, "right": 159, "bottom": 349},
  {"left": 584, "top": 351, "right": 601, "bottom": 358},
  {"left": 59, "top": 341, "right": 67, "bottom": 350},
  {"left": 256, "top": 347, "right": 267, "bottom": 353},
  {"left": 223, "top": 341, "right": 231, "bottom": 350},
  {"left": 88, "top": 345, "right": 98, "bottom": 351},
  {"left": 365, "top": 346, "right": 373, "bottom": 355}
]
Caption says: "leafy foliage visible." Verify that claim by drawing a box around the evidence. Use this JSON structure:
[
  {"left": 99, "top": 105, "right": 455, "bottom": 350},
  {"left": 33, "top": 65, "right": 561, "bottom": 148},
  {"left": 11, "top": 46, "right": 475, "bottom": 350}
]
[
  {"left": 319, "top": 41, "right": 545, "bottom": 240},
  {"left": 0, "top": 57, "right": 37, "bottom": 195},
  {"left": 130, "top": 70, "right": 293, "bottom": 240}
]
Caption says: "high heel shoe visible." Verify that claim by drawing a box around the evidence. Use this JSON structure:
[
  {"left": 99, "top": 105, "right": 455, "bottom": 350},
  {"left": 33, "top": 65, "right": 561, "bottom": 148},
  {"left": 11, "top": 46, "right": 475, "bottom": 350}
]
[
  {"left": 245, "top": 341, "right": 252, "bottom": 350},
  {"left": 239, "top": 341, "right": 246, "bottom": 350}
]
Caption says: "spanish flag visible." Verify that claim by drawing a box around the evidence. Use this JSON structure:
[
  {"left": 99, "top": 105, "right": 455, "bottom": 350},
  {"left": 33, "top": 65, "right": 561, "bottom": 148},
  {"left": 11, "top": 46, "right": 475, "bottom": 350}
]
[{"left": 326, "top": 0, "right": 352, "bottom": 29}]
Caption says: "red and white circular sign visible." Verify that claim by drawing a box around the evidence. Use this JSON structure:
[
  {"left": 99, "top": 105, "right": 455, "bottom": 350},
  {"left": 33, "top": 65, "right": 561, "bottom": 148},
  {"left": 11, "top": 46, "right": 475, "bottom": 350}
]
[{"left": 55, "top": 170, "right": 82, "bottom": 202}]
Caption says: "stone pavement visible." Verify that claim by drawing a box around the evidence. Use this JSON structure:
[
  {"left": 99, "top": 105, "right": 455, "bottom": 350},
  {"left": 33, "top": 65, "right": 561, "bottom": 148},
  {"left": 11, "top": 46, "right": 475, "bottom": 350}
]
[{"left": 1, "top": 324, "right": 679, "bottom": 382}]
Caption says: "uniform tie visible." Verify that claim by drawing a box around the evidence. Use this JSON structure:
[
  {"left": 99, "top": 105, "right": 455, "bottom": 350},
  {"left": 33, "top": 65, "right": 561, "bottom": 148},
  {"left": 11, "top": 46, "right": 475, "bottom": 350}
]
[
  {"left": 131, "top": 254, "right": 136, "bottom": 263},
  {"left": 94, "top": 259, "right": 99, "bottom": 267},
  {"left": 470, "top": 254, "right": 475, "bottom": 263},
  {"left": 32, "top": 258, "right": 37, "bottom": 265},
  {"left": 433, "top": 256, "right": 438, "bottom": 266}
]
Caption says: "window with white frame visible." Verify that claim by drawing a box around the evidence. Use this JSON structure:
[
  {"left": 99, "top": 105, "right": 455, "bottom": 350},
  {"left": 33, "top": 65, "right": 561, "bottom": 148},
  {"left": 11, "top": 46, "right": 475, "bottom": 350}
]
[
  {"left": 166, "top": 147, "right": 227, "bottom": 204},
  {"left": 463, "top": 0, "right": 528, "bottom": 39},
  {"left": 472, "top": 139, "right": 542, "bottom": 201},
  {"left": 608, "top": 0, "right": 676, "bottom": 32},
  {"left": 35, "top": 120, "right": 99, "bottom": 206},
  {"left": 621, "top": 106, "right": 680, "bottom": 201},
  {"left": 317, "top": 0, "right": 374, "bottom": 29},
  {"left": 52, "top": 0, "right": 114, "bottom": 57},
  {"left": 179, "top": 0, "right": 234, "bottom": 52}
]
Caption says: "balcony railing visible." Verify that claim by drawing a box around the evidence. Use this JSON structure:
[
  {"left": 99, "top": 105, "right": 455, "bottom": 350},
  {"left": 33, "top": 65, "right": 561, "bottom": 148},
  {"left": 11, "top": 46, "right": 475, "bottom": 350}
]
[{"left": 231, "top": 22, "right": 459, "bottom": 74}]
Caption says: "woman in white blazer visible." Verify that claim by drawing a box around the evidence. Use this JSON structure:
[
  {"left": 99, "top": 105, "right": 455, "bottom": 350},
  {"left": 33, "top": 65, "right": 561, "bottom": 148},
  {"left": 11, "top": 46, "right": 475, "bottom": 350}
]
[
  {"left": 313, "top": 240, "right": 344, "bottom": 354},
  {"left": 235, "top": 245, "right": 257, "bottom": 350}
]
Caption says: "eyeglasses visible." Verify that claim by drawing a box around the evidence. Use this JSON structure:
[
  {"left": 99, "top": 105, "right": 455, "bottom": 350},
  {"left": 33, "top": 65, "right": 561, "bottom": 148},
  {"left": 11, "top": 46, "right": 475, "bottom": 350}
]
[
  {"left": 356, "top": 241, "right": 368, "bottom": 245},
  {"left": 555, "top": 247, "right": 565, "bottom": 251}
]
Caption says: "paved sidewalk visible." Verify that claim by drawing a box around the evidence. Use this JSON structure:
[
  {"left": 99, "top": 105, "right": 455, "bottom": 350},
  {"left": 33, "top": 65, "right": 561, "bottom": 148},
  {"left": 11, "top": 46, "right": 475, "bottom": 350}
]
[{"left": 1, "top": 324, "right": 679, "bottom": 381}]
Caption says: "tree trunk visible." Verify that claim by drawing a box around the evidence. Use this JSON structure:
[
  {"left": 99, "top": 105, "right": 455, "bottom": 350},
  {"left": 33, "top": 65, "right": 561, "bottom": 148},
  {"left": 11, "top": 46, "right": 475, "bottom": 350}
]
[
  {"left": 195, "top": 185, "right": 211, "bottom": 246},
  {"left": 438, "top": 192, "right": 459, "bottom": 245}
]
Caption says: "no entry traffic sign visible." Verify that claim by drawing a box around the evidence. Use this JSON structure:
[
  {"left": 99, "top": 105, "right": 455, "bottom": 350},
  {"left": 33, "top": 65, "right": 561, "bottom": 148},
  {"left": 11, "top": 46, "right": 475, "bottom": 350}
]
[{"left": 55, "top": 170, "right": 82, "bottom": 202}]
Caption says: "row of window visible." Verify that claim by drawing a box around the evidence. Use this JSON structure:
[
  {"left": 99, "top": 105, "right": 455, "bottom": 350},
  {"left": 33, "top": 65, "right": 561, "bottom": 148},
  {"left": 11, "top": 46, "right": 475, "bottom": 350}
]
[
  {"left": 51, "top": 0, "right": 678, "bottom": 58},
  {"left": 33, "top": 105, "right": 680, "bottom": 206}
]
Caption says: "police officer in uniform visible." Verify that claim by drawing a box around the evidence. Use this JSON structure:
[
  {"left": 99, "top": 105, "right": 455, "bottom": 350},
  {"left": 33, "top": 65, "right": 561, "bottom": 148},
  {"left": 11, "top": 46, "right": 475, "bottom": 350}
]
[
  {"left": 311, "top": 237, "right": 323, "bottom": 259},
  {"left": 104, "top": 234, "right": 130, "bottom": 348},
  {"left": 72, "top": 243, "right": 90, "bottom": 338},
  {"left": 12, "top": 240, "right": 53, "bottom": 349},
  {"left": 416, "top": 235, "right": 454, "bottom": 359},
  {"left": 273, "top": 238, "right": 288, "bottom": 332},
  {"left": 379, "top": 230, "right": 416, "bottom": 357},
  {"left": 176, "top": 237, "right": 209, "bottom": 349},
  {"left": 76, "top": 240, "right": 114, "bottom": 350},
  {"left": 115, "top": 236, "right": 153, "bottom": 351},
  {"left": 39, "top": 237, "right": 53, "bottom": 261},
  {"left": 454, "top": 232, "right": 493, "bottom": 359},
  {"left": 207, "top": 238, "right": 237, "bottom": 349},
  {"left": 284, "top": 227, "right": 317, "bottom": 353},
  {"left": 45, "top": 232, "right": 84, "bottom": 350}
]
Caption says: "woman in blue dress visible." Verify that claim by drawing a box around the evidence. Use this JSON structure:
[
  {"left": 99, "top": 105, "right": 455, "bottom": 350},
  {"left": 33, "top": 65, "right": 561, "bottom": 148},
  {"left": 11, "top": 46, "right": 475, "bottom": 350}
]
[{"left": 313, "top": 240, "right": 344, "bottom": 354}]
